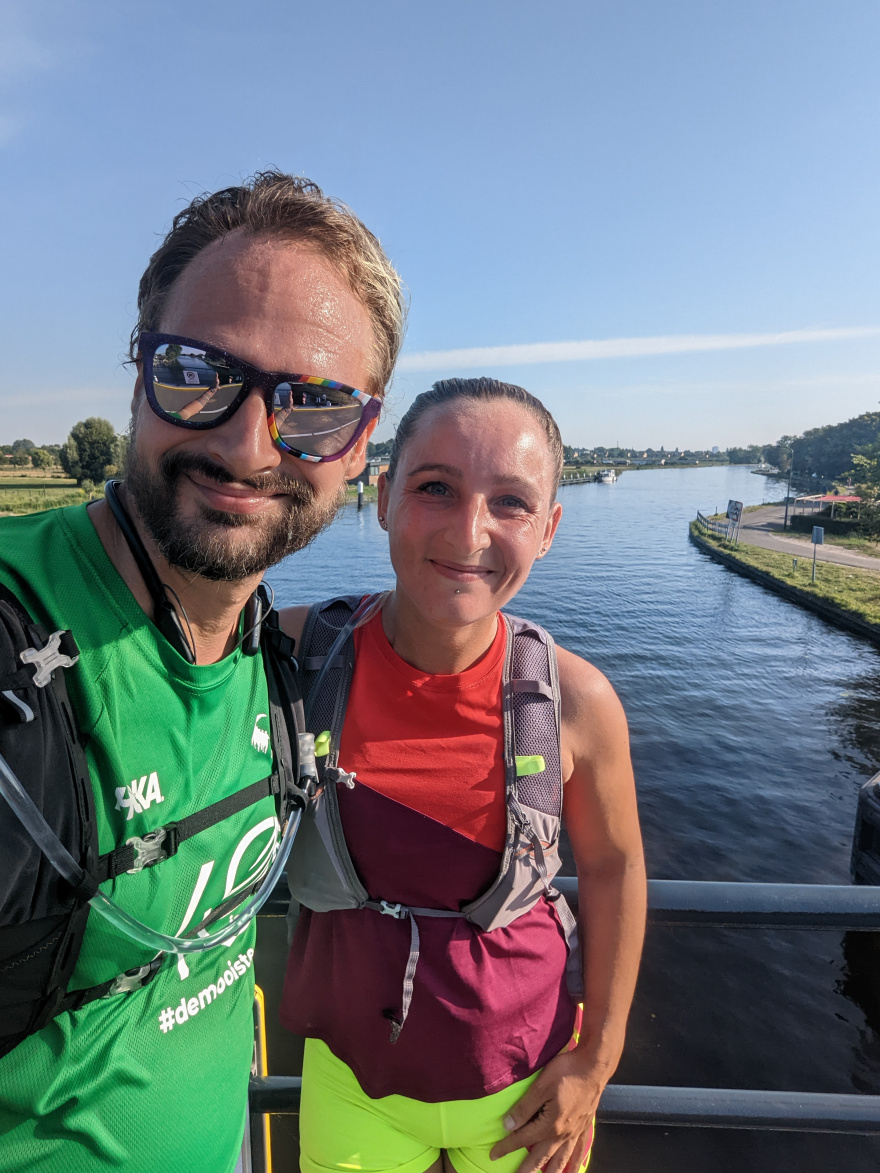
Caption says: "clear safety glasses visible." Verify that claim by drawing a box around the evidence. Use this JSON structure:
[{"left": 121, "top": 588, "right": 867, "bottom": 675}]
[{"left": 138, "top": 332, "right": 380, "bottom": 463}]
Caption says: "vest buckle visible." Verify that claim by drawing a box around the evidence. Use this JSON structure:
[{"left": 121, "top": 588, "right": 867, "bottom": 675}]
[
  {"left": 126, "top": 828, "right": 169, "bottom": 873},
  {"left": 379, "top": 900, "right": 407, "bottom": 919},
  {"left": 20, "top": 630, "right": 79, "bottom": 688}
]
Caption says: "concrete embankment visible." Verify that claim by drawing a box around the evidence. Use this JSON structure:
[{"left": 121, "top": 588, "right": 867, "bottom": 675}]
[{"left": 689, "top": 524, "right": 880, "bottom": 647}]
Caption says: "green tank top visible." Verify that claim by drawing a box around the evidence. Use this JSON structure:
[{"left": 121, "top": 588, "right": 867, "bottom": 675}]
[{"left": 0, "top": 504, "right": 278, "bottom": 1172}]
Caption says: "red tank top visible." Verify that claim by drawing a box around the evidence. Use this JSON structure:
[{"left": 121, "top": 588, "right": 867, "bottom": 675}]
[{"left": 280, "top": 611, "right": 574, "bottom": 1101}]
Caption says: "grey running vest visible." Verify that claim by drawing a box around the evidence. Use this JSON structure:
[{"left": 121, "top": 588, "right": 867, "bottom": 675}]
[{"left": 286, "top": 595, "right": 582, "bottom": 1040}]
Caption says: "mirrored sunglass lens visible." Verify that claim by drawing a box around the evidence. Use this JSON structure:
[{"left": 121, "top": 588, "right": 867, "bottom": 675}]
[
  {"left": 151, "top": 343, "right": 245, "bottom": 422},
  {"left": 272, "top": 382, "right": 363, "bottom": 456}
]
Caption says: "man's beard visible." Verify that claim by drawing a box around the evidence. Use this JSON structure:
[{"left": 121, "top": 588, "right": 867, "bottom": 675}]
[{"left": 125, "top": 442, "right": 343, "bottom": 582}]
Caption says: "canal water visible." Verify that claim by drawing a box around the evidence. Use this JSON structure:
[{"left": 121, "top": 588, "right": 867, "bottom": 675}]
[{"left": 260, "top": 465, "right": 880, "bottom": 1172}]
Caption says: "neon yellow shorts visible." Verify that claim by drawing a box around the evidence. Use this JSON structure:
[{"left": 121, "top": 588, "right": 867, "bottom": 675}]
[{"left": 299, "top": 1038, "right": 593, "bottom": 1173}]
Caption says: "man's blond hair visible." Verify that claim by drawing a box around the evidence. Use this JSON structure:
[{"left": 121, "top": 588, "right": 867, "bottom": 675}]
[{"left": 132, "top": 171, "right": 405, "bottom": 396}]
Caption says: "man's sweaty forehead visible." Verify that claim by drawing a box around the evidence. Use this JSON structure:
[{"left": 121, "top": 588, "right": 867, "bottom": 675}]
[{"left": 159, "top": 229, "right": 375, "bottom": 388}]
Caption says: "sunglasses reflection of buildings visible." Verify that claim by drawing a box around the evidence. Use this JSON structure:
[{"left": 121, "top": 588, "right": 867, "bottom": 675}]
[{"left": 274, "top": 383, "right": 333, "bottom": 409}]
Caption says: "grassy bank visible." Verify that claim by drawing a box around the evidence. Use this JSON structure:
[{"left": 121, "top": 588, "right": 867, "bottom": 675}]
[
  {"left": 344, "top": 483, "right": 378, "bottom": 502},
  {"left": 0, "top": 475, "right": 77, "bottom": 488},
  {"left": 0, "top": 485, "right": 101, "bottom": 514},
  {"left": 690, "top": 522, "right": 880, "bottom": 627},
  {"left": 2, "top": 478, "right": 370, "bottom": 515}
]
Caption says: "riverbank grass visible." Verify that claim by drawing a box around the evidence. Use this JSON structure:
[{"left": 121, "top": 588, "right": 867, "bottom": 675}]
[
  {"left": 2, "top": 479, "right": 372, "bottom": 514},
  {"left": 690, "top": 522, "right": 880, "bottom": 627},
  {"left": 344, "top": 483, "right": 378, "bottom": 502},
  {"left": 0, "top": 485, "right": 98, "bottom": 514}
]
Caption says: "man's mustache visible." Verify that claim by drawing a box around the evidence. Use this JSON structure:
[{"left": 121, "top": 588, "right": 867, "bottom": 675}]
[{"left": 158, "top": 451, "right": 317, "bottom": 501}]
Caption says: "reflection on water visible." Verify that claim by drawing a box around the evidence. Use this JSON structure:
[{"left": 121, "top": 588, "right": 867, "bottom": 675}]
[{"left": 264, "top": 466, "right": 880, "bottom": 1171}]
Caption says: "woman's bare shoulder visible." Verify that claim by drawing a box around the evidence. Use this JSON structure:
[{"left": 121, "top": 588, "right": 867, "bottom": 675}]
[
  {"left": 554, "top": 643, "right": 632, "bottom": 780},
  {"left": 555, "top": 643, "right": 626, "bottom": 723},
  {"left": 278, "top": 605, "right": 311, "bottom": 648}
]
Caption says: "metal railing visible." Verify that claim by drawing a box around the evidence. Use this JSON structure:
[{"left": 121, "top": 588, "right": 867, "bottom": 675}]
[
  {"left": 695, "top": 510, "right": 734, "bottom": 539},
  {"left": 249, "top": 1076, "right": 880, "bottom": 1135},
  {"left": 249, "top": 879, "right": 880, "bottom": 1149}
]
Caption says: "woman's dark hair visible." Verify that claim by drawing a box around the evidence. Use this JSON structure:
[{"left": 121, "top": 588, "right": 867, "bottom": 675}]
[{"left": 386, "top": 377, "right": 564, "bottom": 495}]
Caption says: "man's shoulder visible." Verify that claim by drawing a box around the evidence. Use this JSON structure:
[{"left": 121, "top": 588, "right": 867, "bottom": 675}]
[
  {"left": 0, "top": 506, "right": 89, "bottom": 625},
  {"left": 0, "top": 505, "right": 67, "bottom": 538},
  {"left": 0, "top": 505, "right": 77, "bottom": 557}
]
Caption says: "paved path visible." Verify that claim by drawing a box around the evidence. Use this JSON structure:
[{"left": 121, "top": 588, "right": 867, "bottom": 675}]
[{"left": 733, "top": 506, "right": 880, "bottom": 571}]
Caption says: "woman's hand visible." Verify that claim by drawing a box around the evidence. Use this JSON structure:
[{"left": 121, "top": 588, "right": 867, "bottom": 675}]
[{"left": 489, "top": 1047, "right": 605, "bottom": 1172}]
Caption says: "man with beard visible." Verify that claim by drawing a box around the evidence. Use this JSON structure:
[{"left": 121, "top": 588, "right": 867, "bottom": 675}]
[{"left": 0, "top": 172, "right": 404, "bottom": 1172}]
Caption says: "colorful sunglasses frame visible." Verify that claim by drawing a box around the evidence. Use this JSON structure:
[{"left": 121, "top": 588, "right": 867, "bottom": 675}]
[{"left": 137, "top": 331, "right": 380, "bottom": 463}]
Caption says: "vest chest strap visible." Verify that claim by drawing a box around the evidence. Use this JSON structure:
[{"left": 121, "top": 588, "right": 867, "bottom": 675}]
[{"left": 363, "top": 899, "right": 463, "bottom": 1042}]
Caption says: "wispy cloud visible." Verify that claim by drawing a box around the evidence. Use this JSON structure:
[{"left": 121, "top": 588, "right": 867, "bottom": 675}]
[
  {"left": 583, "top": 371, "right": 880, "bottom": 399},
  {"left": 397, "top": 326, "right": 880, "bottom": 372}
]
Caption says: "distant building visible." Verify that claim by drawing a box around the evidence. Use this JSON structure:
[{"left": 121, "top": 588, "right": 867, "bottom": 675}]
[{"left": 348, "top": 458, "right": 389, "bottom": 486}]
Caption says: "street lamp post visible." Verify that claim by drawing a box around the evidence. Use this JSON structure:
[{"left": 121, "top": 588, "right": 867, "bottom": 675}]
[{"left": 783, "top": 445, "right": 795, "bottom": 530}]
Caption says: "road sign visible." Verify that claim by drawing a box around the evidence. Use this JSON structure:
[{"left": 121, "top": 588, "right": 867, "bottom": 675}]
[
  {"left": 726, "top": 500, "right": 743, "bottom": 543},
  {"left": 811, "top": 527, "right": 824, "bottom": 583}
]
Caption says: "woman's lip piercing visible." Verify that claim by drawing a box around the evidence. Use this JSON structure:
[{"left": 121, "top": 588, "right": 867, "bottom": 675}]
[{"left": 455, "top": 589, "right": 461, "bottom": 594}]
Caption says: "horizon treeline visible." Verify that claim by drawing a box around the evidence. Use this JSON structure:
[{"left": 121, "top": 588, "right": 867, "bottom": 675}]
[
  {"left": 368, "top": 409, "right": 880, "bottom": 485},
  {"left": 6, "top": 408, "right": 880, "bottom": 490},
  {"left": 1, "top": 419, "right": 128, "bottom": 486}
]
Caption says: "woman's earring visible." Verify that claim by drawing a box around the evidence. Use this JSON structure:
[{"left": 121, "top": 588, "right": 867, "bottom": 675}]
[{"left": 378, "top": 516, "right": 387, "bottom": 530}]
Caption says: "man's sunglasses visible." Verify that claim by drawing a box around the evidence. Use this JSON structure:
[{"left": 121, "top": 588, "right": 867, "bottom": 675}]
[{"left": 137, "top": 332, "right": 380, "bottom": 463}]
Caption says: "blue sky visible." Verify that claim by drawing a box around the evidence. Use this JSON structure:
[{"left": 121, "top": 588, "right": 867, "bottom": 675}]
[{"left": 1, "top": 0, "right": 878, "bottom": 449}]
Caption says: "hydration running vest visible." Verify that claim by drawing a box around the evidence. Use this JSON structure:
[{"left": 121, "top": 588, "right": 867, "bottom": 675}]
[
  {"left": 285, "top": 595, "right": 582, "bottom": 1041},
  {"left": 0, "top": 582, "right": 305, "bottom": 1057}
]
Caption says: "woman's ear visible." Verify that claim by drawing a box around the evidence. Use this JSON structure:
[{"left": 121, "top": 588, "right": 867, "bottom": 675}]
[
  {"left": 538, "top": 501, "right": 563, "bottom": 556},
  {"left": 377, "top": 471, "right": 390, "bottom": 523}
]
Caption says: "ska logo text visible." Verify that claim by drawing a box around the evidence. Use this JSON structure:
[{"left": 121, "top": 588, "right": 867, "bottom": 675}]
[{"left": 115, "top": 771, "right": 165, "bottom": 821}]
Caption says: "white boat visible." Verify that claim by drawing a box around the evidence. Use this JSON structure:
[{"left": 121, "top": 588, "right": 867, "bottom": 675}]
[{"left": 597, "top": 469, "right": 617, "bottom": 484}]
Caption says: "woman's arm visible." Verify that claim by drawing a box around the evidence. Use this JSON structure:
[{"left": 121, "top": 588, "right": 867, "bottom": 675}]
[{"left": 491, "top": 648, "right": 646, "bottom": 1173}]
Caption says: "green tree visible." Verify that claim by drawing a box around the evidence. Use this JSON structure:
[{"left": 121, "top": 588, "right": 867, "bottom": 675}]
[
  {"left": 10, "top": 450, "right": 30, "bottom": 467},
  {"left": 367, "top": 438, "right": 394, "bottom": 460},
  {"left": 30, "top": 448, "right": 54, "bottom": 469},
  {"left": 11, "top": 438, "right": 35, "bottom": 452},
  {"left": 776, "top": 415, "right": 880, "bottom": 481},
  {"left": 850, "top": 441, "right": 880, "bottom": 496},
  {"left": 726, "top": 445, "right": 766, "bottom": 464},
  {"left": 60, "top": 418, "right": 119, "bottom": 484},
  {"left": 59, "top": 437, "right": 82, "bottom": 481},
  {"left": 111, "top": 433, "right": 130, "bottom": 478}
]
